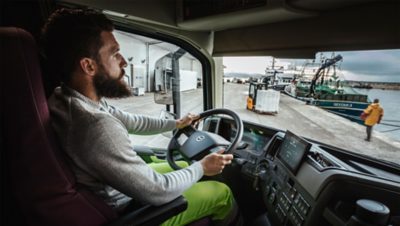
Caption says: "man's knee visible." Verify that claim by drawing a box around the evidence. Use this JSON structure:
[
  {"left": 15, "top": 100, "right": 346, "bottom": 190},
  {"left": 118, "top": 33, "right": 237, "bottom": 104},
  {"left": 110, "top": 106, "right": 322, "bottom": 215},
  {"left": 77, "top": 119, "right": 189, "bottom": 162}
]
[
  {"left": 184, "top": 181, "right": 234, "bottom": 220},
  {"left": 161, "top": 181, "right": 235, "bottom": 226},
  {"left": 186, "top": 181, "right": 232, "bottom": 202}
]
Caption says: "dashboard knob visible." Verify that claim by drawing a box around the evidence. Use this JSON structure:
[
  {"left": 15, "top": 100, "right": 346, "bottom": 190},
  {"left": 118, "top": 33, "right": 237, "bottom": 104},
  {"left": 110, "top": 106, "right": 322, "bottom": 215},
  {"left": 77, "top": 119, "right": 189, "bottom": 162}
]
[
  {"left": 268, "top": 192, "right": 276, "bottom": 204},
  {"left": 265, "top": 185, "right": 271, "bottom": 195},
  {"left": 346, "top": 199, "right": 390, "bottom": 226}
]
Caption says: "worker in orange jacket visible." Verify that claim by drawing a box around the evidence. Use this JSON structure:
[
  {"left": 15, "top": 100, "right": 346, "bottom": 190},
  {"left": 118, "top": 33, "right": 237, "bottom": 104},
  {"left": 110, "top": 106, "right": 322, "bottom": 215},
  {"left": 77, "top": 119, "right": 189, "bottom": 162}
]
[{"left": 363, "top": 99, "right": 384, "bottom": 141}]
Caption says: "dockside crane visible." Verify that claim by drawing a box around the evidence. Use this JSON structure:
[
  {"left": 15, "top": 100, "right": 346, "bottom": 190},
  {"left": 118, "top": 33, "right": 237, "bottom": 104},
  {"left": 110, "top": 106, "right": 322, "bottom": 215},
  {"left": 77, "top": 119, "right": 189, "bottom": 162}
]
[{"left": 309, "top": 54, "right": 343, "bottom": 97}]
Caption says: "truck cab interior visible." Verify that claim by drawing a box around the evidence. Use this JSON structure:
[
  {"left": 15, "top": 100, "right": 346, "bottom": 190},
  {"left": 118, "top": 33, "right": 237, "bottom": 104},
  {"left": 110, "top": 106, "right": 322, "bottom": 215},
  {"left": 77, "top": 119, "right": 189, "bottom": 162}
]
[{"left": 1, "top": 0, "right": 400, "bottom": 226}]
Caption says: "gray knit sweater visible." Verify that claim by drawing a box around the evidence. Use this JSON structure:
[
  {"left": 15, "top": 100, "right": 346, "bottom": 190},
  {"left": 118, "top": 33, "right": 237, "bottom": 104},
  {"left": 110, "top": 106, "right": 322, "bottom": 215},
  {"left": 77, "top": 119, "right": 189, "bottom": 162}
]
[{"left": 48, "top": 86, "right": 203, "bottom": 211}]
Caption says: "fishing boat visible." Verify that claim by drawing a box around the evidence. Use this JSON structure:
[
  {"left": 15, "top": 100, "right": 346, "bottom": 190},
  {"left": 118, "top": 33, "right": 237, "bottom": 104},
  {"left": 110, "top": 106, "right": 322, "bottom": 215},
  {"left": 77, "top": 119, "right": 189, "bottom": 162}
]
[
  {"left": 284, "top": 53, "right": 370, "bottom": 124},
  {"left": 259, "top": 58, "right": 297, "bottom": 91}
]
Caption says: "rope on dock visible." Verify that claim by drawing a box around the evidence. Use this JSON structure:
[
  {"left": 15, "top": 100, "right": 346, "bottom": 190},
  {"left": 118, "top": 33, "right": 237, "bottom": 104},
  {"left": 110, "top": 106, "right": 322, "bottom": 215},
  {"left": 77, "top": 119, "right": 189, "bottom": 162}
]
[
  {"left": 381, "top": 128, "right": 400, "bottom": 133},
  {"left": 381, "top": 119, "right": 400, "bottom": 123},
  {"left": 379, "top": 122, "right": 400, "bottom": 127},
  {"left": 326, "top": 111, "right": 400, "bottom": 129}
]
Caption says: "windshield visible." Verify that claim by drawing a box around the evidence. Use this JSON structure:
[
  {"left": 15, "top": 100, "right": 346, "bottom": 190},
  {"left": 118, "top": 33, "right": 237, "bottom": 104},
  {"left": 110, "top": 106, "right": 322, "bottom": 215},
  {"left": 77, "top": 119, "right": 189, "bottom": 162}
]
[
  {"left": 110, "top": 28, "right": 399, "bottom": 166},
  {"left": 222, "top": 51, "right": 400, "bottom": 166}
]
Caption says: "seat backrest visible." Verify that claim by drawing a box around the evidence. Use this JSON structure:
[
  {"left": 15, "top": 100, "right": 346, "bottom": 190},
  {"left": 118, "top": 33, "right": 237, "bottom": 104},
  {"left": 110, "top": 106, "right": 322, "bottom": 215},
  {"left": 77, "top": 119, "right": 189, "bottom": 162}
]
[{"left": 0, "top": 27, "right": 117, "bottom": 226}]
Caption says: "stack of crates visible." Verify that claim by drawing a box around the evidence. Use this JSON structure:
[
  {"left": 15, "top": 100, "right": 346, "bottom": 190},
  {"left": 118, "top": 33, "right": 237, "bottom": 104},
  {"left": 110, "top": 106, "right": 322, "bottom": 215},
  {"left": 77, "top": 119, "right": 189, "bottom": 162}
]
[{"left": 255, "top": 89, "right": 280, "bottom": 114}]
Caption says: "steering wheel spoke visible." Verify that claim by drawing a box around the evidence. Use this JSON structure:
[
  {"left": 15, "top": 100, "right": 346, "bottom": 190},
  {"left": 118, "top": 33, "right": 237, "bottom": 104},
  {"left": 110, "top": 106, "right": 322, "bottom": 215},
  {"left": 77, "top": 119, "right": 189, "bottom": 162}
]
[{"left": 181, "top": 125, "right": 197, "bottom": 137}]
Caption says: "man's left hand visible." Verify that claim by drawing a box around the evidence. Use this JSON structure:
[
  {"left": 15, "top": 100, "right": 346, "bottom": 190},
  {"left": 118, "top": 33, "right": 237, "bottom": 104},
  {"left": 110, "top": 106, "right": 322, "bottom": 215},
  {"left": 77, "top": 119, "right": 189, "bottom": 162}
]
[{"left": 176, "top": 113, "right": 199, "bottom": 129}]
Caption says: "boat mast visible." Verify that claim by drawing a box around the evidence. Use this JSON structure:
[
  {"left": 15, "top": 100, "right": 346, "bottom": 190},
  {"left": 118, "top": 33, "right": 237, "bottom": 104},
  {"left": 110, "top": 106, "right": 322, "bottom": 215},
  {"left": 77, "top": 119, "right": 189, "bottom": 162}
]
[{"left": 272, "top": 57, "right": 276, "bottom": 86}]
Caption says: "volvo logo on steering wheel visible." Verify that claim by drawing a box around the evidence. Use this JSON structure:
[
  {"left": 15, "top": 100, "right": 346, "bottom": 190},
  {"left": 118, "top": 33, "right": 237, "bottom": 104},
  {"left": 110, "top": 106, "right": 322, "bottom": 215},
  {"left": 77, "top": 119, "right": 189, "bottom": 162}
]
[{"left": 195, "top": 135, "right": 205, "bottom": 142}]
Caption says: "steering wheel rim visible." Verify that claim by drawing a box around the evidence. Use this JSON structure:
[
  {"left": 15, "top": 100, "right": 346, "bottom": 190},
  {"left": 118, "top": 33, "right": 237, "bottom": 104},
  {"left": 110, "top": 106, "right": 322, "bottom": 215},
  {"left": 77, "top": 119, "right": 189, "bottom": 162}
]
[{"left": 167, "top": 108, "right": 243, "bottom": 170}]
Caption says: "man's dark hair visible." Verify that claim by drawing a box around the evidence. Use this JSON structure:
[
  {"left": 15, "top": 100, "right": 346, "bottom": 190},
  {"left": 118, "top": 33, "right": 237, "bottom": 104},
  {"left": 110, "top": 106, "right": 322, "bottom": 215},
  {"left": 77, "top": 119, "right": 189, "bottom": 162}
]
[
  {"left": 373, "top": 98, "right": 379, "bottom": 103},
  {"left": 41, "top": 8, "right": 114, "bottom": 83}
]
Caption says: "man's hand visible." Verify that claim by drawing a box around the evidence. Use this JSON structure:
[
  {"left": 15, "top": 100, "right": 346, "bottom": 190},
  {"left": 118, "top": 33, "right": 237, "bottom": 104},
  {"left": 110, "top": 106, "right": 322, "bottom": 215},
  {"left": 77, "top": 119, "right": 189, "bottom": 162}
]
[
  {"left": 176, "top": 113, "right": 199, "bottom": 129},
  {"left": 200, "top": 149, "right": 234, "bottom": 176}
]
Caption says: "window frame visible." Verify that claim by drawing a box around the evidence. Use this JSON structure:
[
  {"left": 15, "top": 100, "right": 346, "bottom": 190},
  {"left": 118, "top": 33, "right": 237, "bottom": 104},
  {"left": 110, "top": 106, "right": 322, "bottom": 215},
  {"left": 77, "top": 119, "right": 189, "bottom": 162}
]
[{"left": 113, "top": 22, "right": 213, "bottom": 114}]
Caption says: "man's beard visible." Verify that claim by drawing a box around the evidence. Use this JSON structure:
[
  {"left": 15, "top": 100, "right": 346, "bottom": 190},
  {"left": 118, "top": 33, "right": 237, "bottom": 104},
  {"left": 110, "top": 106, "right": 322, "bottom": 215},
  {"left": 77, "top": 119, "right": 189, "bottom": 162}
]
[{"left": 93, "top": 65, "right": 132, "bottom": 98}]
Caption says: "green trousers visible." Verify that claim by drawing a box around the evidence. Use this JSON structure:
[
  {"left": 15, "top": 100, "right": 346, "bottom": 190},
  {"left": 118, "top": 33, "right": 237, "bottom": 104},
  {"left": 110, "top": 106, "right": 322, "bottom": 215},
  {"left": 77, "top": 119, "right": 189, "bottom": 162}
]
[{"left": 148, "top": 161, "right": 235, "bottom": 226}]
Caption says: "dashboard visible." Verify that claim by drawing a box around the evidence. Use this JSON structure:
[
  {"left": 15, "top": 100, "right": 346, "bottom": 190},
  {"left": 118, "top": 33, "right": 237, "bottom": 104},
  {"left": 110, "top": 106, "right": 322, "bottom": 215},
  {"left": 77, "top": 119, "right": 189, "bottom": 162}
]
[{"left": 203, "top": 117, "right": 400, "bottom": 226}]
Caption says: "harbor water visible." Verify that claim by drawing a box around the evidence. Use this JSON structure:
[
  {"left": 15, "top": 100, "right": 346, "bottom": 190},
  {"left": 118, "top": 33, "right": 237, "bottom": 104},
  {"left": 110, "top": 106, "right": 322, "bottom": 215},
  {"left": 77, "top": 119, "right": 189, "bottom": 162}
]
[{"left": 354, "top": 88, "right": 400, "bottom": 141}]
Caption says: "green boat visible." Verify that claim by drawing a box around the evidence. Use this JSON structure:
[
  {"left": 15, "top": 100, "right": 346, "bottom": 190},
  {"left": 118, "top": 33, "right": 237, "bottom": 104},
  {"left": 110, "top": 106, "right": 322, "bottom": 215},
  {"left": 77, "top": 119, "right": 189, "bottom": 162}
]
[{"left": 285, "top": 54, "right": 370, "bottom": 124}]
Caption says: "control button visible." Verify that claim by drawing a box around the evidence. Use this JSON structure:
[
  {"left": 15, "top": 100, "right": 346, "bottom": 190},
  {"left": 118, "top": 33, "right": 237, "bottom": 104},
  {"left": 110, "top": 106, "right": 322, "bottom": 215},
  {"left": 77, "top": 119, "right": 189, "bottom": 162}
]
[
  {"left": 280, "top": 193, "right": 292, "bottom": 211},
  {"left": 301, "top": 203, "right": 309, "bottom": 216},
  {"left": 269, "top": 192, "right": 276, "bottom": 204},
  {"left": 291, "top": 207, "right": 304, "bottom": 226},
  {"left": 290, "top": 188, "right": 297, "bottom": 200},
  {"left": 265, "top": 185, "right": 271, "bottom": 195},
  {"left": 296, "top": 196, "right": 310, "bottom": 216},
  {"left": 275, "top": 205, "right": 286, "bottom": 223},
  {"left": 294, "top": 193, "right": 300, "bottom": 204}
]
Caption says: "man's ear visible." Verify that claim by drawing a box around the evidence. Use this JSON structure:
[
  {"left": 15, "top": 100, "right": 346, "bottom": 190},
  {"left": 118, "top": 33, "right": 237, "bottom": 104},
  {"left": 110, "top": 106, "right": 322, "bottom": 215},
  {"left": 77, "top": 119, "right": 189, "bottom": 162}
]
[{"left": 79, "top": 58, "right": 97, "bottom": 76}]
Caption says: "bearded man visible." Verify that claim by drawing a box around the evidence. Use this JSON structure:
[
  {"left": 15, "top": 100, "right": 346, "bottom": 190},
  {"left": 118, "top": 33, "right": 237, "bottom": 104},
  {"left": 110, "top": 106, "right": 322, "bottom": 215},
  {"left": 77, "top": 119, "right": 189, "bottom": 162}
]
[{"left": 42, "top": 8, "right": 238, "bottom": 226}]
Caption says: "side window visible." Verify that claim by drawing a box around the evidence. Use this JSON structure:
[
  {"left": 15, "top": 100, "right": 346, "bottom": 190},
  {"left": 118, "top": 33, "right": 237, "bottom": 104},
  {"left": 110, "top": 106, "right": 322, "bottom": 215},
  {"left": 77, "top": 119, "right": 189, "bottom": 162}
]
[{"left": 108, "top": 30, "right": 204, "bottom": 148}]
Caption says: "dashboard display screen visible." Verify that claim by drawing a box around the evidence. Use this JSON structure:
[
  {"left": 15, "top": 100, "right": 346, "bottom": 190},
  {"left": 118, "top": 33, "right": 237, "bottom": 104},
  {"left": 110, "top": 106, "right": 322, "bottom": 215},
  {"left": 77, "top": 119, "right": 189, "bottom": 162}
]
[{"left": 277, "top": 131, "right": 311, "bottom": 174}]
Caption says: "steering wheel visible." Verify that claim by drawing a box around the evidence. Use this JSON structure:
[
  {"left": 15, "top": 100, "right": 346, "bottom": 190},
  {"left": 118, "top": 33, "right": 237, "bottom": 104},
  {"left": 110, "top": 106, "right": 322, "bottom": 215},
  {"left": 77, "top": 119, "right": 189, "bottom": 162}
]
[{"left": 167, "top": 108, "right": 243, "bottom": 170}]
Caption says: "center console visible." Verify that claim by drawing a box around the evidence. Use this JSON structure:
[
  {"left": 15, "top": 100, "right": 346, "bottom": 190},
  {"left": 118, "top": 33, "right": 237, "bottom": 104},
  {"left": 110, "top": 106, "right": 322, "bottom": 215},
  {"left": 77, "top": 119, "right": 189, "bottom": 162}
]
[
  {"left": 258, "top": 131, "right": 315, "bottom": 226},
  {"left": 260, "top": 161, "right": 314, "bottom": 225}
]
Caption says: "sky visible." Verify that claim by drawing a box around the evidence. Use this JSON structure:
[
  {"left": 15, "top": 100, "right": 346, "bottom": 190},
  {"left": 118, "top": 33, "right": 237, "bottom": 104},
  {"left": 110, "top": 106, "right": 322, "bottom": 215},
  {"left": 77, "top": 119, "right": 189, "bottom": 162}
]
[{"left": 223, "top": 49, "right": 400, "bottom": 82}]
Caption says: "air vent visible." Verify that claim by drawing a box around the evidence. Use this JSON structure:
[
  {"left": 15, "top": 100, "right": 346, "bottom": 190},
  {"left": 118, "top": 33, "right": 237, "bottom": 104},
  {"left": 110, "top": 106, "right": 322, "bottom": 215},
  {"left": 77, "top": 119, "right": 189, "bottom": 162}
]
[
  {"left": 265, "top": 136, "right": 283, "bottom": 158},
  {"left": 308, "top": 151, "right": 340, "bottom": 171}
]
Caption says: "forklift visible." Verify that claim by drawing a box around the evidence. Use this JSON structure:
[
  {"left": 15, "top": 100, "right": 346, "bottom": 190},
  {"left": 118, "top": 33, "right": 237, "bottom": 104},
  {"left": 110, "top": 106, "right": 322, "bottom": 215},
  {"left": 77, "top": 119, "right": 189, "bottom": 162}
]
[{"left": 246, "top": 81, "right": 269, "bottom": 111}]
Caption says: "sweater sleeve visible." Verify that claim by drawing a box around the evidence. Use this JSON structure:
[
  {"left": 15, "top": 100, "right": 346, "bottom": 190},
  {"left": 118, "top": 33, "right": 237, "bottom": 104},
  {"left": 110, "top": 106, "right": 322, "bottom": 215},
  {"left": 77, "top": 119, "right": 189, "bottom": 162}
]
[
  {"left": 82, "top": 115, "right": 203, "bottom": 206},
  {"left": 105, "top": 103, "right": 176, "bottom": 135}
]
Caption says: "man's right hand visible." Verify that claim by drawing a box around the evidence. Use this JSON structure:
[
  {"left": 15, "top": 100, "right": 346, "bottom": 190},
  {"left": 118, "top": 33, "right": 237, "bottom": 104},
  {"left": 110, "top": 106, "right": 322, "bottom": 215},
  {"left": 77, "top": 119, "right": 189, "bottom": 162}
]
[{"left": 200, "top": 149, "right": 234, "bottom": 176}]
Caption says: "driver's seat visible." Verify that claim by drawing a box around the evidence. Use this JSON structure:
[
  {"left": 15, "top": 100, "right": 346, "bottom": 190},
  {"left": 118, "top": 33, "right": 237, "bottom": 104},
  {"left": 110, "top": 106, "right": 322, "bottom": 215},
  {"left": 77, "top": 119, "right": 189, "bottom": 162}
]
[{"left": 0, "top": 27, "right": 189, "bottom": 226}]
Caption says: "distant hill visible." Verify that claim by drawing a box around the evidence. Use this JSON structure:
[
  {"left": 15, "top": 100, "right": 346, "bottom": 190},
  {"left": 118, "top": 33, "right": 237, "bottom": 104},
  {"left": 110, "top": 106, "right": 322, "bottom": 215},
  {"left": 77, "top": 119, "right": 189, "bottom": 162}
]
[{"left": 224, "top": 72, "right": 264, "bottom": 78}]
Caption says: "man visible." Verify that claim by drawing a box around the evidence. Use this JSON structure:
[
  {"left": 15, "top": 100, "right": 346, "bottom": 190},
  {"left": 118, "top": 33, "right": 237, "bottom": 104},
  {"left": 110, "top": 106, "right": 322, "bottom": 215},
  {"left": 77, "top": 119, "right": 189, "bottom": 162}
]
[
  {"left": 363, "top": 98, "right": 384, "bottom": 141},
  {"left": 41, "top": 8, "right": 237, "bottom": 226}
]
